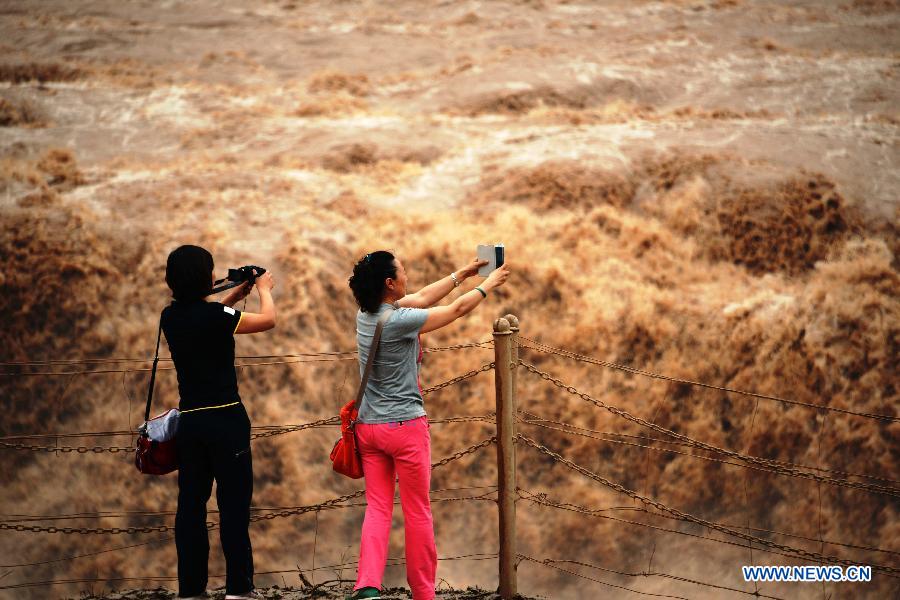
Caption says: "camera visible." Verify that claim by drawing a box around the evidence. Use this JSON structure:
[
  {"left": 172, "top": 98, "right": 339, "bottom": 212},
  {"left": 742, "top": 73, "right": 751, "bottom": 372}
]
[
  {"left": 227, "top": 265, "right": 266, "bottom": 285},
  {"left": 212, "top": 265, "right": 266, "bottom": 294}
]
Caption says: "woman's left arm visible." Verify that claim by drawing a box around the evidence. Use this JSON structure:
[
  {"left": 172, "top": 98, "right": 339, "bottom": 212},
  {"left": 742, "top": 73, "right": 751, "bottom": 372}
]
[{"left": 398, "top": 258, "right": 487, "bottom": 308}]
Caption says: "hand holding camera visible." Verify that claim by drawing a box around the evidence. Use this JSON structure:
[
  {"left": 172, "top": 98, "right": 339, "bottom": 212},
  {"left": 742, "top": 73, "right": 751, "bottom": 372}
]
[{"left": 254, "top": 271, "right": 275, "bottom": 293}]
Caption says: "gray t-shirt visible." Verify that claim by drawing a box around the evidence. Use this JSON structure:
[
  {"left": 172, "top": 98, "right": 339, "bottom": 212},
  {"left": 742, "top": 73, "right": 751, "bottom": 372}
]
[{"left": 356, "top": 303, "right": 429, "bottom": 424}]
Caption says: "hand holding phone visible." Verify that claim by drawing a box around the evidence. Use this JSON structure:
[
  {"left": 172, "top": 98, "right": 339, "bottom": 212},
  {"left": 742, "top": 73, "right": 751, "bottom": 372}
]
[{"left": 477, "top": 244, "right": 505, "bottom": 276}]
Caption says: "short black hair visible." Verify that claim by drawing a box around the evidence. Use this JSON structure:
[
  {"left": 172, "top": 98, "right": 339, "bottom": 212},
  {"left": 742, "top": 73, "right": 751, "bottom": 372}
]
[
  {"left": 166, "top": 245, "right": 214, "bottom": 302},
  {"left": 348, "top": 250, "right": 396, "bottom": 313}
]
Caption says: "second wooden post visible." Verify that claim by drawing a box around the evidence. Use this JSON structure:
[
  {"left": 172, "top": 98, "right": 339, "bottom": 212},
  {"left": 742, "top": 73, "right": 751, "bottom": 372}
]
[{"left": 493, "top": 315, "right": 518, "bottom": 599}]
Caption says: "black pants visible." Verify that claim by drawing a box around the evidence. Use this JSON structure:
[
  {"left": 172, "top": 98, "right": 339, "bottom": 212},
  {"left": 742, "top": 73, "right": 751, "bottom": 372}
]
[{"left": 176, "top": 403, "right": 254, "bottom": 597}]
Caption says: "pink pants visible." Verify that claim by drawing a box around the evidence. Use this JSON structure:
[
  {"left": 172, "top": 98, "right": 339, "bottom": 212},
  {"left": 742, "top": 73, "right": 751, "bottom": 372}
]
[{"left": 354, "top": 416, "right": 436, "bottom": 600}]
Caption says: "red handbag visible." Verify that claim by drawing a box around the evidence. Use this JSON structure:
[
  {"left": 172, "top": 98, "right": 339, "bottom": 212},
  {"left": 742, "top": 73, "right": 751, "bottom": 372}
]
[
  {"left": 135, "top": 313, "right": 179, "bottom": 475},
  {"left": 331, "top": 307, "right": 394, "bottom": 478},
  {"left": 135, "top": 411, "right": 179, "bottom": 475}
]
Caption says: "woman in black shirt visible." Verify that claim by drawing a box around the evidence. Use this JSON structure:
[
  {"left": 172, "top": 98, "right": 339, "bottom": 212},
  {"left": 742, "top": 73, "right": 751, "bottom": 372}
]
[{"left": 162, "top": 245, "right": 276, "bottom": 600}]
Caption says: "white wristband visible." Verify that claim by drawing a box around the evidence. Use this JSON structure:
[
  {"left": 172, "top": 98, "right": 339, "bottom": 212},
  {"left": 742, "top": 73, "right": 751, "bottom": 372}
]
[{"left": 450, "top": 272, "right": 460, "bottom": 287}]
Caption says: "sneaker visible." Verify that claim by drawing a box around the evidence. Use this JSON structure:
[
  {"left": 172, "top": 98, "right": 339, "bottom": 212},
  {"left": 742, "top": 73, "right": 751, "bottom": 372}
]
[
  {"left": 225, "top": 591, "right": 263, "bottom": 599},
  {"left": 345, "top": 587, "right": 381, "bottom": 600}
]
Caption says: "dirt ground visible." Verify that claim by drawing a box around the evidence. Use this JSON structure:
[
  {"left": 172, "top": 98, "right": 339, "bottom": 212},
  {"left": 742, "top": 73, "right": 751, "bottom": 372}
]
[{"left": 70, "top": 585, "right": 542, "bottom": 600}]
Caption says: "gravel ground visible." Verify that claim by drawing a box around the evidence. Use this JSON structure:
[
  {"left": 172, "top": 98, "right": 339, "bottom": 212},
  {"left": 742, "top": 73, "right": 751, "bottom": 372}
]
[{"left": 69, "top": 586, "right": 543, "bottom": 600}]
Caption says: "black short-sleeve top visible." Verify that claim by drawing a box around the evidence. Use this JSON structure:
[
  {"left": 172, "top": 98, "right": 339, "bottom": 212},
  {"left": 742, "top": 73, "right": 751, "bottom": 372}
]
[{"left": 161, "top": 300, "right": 243, "bottom": 411}]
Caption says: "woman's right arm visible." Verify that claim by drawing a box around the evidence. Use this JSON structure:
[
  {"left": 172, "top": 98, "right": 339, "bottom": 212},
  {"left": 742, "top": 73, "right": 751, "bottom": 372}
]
[
  {"left": 235, "top": 272, "right": 277, "bottom": 334},
  {"left": 420, "top": 264, "right": 510, "bottom": 334}
]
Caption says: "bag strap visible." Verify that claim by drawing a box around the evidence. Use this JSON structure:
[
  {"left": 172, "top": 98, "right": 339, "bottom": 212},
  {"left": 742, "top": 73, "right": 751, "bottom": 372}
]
[
  {"left": 144, "top": 311, "right": 164, "bottom": 423},
  {"left": 353, "top": 305, "right": 395, "bottom": 414}
]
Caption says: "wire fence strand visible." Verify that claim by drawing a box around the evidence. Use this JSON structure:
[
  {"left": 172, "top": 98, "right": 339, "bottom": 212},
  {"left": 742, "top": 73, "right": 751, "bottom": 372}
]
[
  {"left": 517, "top": 488, "right": 900, "bottom": 560},
  {"left": 518, "top": 361, "right": 900, "bottom": 498},
  {"left": 0, "top": 340, "right": 491, "bottom": 368},
  {"left": 516, "top": 411, "right": 900, "bottom": 496},
  {"left": 516, "top": 433, "right": 900, "bottom": 579},
  {"left": 0, "top": 437, "right": 496, "bottom": 536},
  {"left": 516, "top": 409, "right": 900, "bottom": 486},
  {"left": 521, "top": 555, "right": 787, "bottom": 600},
  {"left": 520, "top": 337, "right": 899, "bottom": 423}
]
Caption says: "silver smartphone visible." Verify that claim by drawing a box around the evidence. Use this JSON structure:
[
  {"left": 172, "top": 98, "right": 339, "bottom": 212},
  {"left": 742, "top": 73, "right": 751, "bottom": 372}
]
[{"left": 477, "top": 244, "right": 505, "bottom": 276}]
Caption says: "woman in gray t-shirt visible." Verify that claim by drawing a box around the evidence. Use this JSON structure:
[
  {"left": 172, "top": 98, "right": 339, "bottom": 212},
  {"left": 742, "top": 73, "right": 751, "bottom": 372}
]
[{"left": 345, "top": 250, "right": 510, "bottom": 600}]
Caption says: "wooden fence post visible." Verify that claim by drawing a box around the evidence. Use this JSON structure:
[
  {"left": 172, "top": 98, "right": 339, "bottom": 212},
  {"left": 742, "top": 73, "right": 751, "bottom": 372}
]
[{"left": 493, "top": 315, "right": 518, "bottom": 599}]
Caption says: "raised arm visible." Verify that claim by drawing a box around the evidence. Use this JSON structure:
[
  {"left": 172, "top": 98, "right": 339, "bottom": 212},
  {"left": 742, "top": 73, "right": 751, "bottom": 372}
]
[
  {"left": 398, "top": 257, "right": 488, "bottom": 309},
  {"left": 420, "top": 264, "right": 510, "bottom": 333},
  {"left": 235, "top": 272, "right": 277, "bottom": 334}
]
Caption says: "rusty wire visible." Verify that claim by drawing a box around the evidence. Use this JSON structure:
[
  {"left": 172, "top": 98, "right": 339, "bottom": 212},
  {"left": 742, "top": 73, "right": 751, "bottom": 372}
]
[
  {"left": 519, "top": 554, "right": 786, "bottom": 599},
  {"left": 0, "top": 437, "right": 496, "bottom": 536},
  {"left": 516, "top": 433, "right": 900, "bottom": 579},
  {"left": 520, "top": 337, "right": 899, "bottom": 423},
  {"left": 517, "top": 488, "right": 900, "bottom": 560},
  {"left": 518, "top": 360, "right": 900, "bottom": 498}
]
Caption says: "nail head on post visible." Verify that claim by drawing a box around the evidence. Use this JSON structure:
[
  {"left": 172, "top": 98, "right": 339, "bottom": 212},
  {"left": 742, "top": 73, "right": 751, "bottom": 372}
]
[
  {"left": 503, "top": 314, "right": 519, "bottom": 330},
  {"left": 493, "top": 317, "right": 511, "bottom": 334}
]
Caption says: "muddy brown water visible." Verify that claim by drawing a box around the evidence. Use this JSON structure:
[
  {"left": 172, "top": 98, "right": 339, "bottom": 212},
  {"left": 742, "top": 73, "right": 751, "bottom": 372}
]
[{"left": 1, "top": 1, "right": 898, "bottom": 599}]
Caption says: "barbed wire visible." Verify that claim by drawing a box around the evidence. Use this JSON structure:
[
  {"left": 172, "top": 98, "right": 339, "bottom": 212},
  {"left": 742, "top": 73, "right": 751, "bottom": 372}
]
[
  {"left": 0, "top": 485, "right": 498, "bottom": 526},
  {"left": 0, "top": 486, "right": 499, "bottom": 573},
  {"left": 519, "top": 554, "right": 786, "bottom": 600},
  {"left": 0, "top": 437, "right": 496, "bottom": 536},
  {"left": 516, "top": 411, "right": 900, "bottom": 494},
  {"left": 1, "top": 356, "right": 357, "bottom": 377},
  {"left": 519, "top": 361, "right": 900, "bottom": 498},
  {"left": 517, "top": 554, "right": 690, "bottom": 600},
  {"left": 0, "top": 410, "right": 495, "bottom": 445},
  {"left": 5, "top": 334, "right": 897, "bottom": 597},
  {"left": 0, "top": 360, "right": 495, "bottom": 453},
  {"left": 517, "top": 488, "right": 900, "bottom": 561},
  {"left": 516, "top": 433, "right": 900, "bottom": 579},
  {"left": 0, "top": 535, "right": 173, "bottom": 569},
  {"left": 0, "top": 412, "right": 494, "bottom": 453},
  {"left": 516, "top": 409, "right": 900, "bottom": 486},
  {"left": 520, "top": 337, "right": 899, "bottom": 423},
  {"left": 0, "top": 340, "right": 492, "bottom": 368}
]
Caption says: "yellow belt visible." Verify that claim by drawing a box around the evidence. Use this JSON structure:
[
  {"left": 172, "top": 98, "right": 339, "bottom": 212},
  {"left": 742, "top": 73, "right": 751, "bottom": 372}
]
[{"left": 181, "top": 401, "right": 240, "bottom": 413}]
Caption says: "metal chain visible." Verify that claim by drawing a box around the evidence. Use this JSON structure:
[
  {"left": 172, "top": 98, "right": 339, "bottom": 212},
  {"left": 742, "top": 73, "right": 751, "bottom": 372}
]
[
  {"left": 520, "top": 337, "right": 900, "bottom": 423},
  {"left": 0, "top": 437, "right": 496, "bottom": 535},
  {"left": 2, "top": 359, "right": 496, "bottom": 452},
  {"left": 516, "top": 434, "right": 900, "bottom": 579},
  {"left": 0, "top": 522, "right": 187, "bottom": 535},
  {"left": 1, "top": 413, "right": 495, "bottom": 452},
  {"left": 431, "top": 436, "right": 496, "bottom": 470},
  {"left": 249, "top": 416, "right": 339, "bottom": 440},
  {"left": 432, "top": 412, "right": 495, "bottom": 424},
  {"left": 0, "top": 440, "right": 134, "bottom": 454},
  {"left": 518, "top": 360, "right": 900, "bottom": 498},
  {"left": 421, "top": 362, "right": 494, "bottom": 395},
  {"left": 423, "top": 340, "right": 492, "bottom": 354}
]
